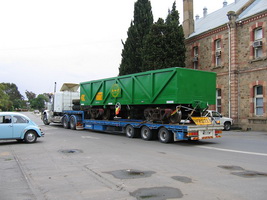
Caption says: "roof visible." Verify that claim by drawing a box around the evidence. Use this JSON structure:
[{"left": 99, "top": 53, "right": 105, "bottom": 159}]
[
  {"left": 0, "top": 112, "right": 30, "bottom": 119},
  {"left": 60, "top": 83, "right": 79, "bottom": 92},
  {"left": 189, "top": 0, "right": 267, "bottom": 38}
]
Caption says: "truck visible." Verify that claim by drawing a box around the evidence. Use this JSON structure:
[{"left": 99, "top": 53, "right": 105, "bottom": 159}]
[
  {"left": 42, "top": 67, "right": 223, "bottom": 143},
  {"left": 203, "top": 110, "right": 233, "bottom": 131}
]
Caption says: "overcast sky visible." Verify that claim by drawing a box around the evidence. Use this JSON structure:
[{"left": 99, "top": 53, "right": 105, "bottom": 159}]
[{"left": 0, "top": 0, "right": 234, "bottom": 97}]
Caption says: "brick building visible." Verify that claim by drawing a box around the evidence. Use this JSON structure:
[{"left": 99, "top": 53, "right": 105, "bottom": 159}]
[{"left": 183, "top": 0, "right": 267, "bottom": 131}]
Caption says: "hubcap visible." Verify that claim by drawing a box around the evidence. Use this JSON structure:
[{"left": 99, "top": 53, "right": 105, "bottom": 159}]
[{"left": 27, "top": 133, "right": 35, "bottom": 142}]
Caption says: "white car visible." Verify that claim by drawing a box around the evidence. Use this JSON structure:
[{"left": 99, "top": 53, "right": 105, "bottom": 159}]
[{"left": 203, "top": 110, "right": 233, "bottom": 131}]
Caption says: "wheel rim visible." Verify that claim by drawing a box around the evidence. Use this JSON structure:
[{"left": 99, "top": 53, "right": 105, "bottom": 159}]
[
  {"left": 26, "top": 132, "right": 36, "bottom": 142},
  {"left": 70, "top": 116, "right": 77, "bottom": 129},
  {"left": 143, "top": 129, "right": 148, "bottom": 138},
  {"left": 225, "top": 123, "right": 230, "bottom": 130},
  {"left": 160, "top": 131, "right": 167, "bottom": 140},
  {"left": 126, "top": 126, "right": 133, "bottom": 137}
]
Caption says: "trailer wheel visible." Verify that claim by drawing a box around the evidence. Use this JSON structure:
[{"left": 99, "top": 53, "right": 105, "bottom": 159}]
[
  {"left": 63, "top": 116, "right": 70, "bottom": 129},
  {"left": 70, "top": 116, "right": 76, "bottom": 130},
  {"left": 158, "top": 128, "right": 173, "bottom": 143},
  {"left": 125, "top": 125, "right": 139, "bottom": 138},
  {"left": 141, "top": 126, "right": 154, "bottom": 141}
]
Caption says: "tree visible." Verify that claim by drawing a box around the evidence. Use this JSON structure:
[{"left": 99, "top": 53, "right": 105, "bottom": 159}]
[
  {"left": 119, "top": 0, "right": 153, "bottom": 75},
  {"left": 142, "top": 1, "right": 185, "bottom": 71},
  {"left": 25, "top": 90, "right": 36, "bottom": 101},
  {"left": 119, "top": 22, "right": 139, "bottom": 75},
  {"left": 1, "top": 83, "right": 24, "bottom": 110},
  {"left": 0, "top": 84, "right": 12, "bottom": 111},
  {"left": 142, "top": 18, "right": 168, "bottom": 71},
  {"left": 30, "top": 94, "right": 49, "bottom": 110},
  {"left": 165, "top": 1, "right": 185, "bottom": 68}
]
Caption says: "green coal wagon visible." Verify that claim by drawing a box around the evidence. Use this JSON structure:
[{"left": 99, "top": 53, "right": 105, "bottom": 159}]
[{"left": 80, "top": 67, "right": 216, "bottom": 123}]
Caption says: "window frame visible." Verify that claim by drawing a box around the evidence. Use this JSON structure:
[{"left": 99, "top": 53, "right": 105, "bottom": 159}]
[
  {"left": 216, "top": 88, "right": 222, "bottom": 113},
  {"left": 215, "top": 39, "right": 221, "bottom": 67},
  {"left": 193, "top": 46, "right": 199, "bottom": 69},
  {"left": 254, "top": 85, "right": 263, "bottom": 116},
  {"left": 253, "top": 27, "right": 263, "bottom": 59}
]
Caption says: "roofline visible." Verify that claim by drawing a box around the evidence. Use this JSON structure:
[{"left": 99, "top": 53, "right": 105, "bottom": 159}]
[{"left": 185, "top": 9, "right": 267, "bottom": 44}]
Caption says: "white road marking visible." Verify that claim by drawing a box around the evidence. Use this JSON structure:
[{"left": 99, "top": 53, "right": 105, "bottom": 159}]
[
  {"left": 82, "top": 136, "right": 100, "bottom": 139},
  {"left": 197, "top": 146, "right": 267, "bottom": 157}
]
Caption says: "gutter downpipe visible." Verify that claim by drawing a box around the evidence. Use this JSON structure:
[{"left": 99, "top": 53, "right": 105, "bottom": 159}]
[{"left": 227, "top": 23, "right": 231, "bottom": 118}]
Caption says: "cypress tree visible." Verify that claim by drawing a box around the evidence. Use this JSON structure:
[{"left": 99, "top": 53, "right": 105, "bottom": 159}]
[
  {"left": 165, "top": 1, "right": 185, "bottom": 68},
  {"left": 142, "top": 1, "right": 185, "bottom": 71},
  {"left": 119, "top": 0, "right": 153, "bottom": 75},
  {"left": 142, "top": 18, "right": 168, "bottom": 71}
]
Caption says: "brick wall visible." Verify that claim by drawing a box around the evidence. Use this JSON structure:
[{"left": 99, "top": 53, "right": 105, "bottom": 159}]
[{"left": 185, "top": 12, "right": 267, "bottom": 131}]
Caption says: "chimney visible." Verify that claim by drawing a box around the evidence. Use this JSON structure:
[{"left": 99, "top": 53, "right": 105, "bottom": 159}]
[
  {"left": 223, "top": 0, "right": 228, "bottom": 7},
  {"left": 183, "top": 0, "right": 194, "bottom": 38},
  {"left": 203, "top": 7, "right": 207, "bottom": 17},
  {"left": 195, "top": 14, "right": 200, "bottom": 20}
]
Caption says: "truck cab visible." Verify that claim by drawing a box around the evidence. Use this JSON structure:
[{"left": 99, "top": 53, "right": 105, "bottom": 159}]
[
  {"left": 203, "top": 110, "right": 233, "bottom": 131},
  {"left": 42, "top": 83, "right": 80, "bottom": 125}
]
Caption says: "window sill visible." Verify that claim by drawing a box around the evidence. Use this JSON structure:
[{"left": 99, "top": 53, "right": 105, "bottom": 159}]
[
  {"left": 211, "top": 65, "right": 224, "bottom": 70},
  {"left": 248, "top": 117, "right": 267, "bottom": 124},
  {"left": 249, "top": 56, "right": 267, "bottom": 63}
]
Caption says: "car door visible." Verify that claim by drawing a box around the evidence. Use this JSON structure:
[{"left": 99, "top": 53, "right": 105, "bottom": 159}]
[
  {"left": 0, "top": 115, "right": 13, "bottom": 139},
  {"left": 12, "top": 115, "right": 29, "bottom": 138},
  {"left": 211, "top": 111, "right": 221, "bottom": 124}
]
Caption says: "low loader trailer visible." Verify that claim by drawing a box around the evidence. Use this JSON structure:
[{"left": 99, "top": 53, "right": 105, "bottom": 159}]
[{"left": 60, "top": 110, "right": 222, "bottom": 143}]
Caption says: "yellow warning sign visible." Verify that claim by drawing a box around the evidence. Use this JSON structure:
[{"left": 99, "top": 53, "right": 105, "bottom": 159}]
[{"left": 191, "top": 117, "right": 212, "bottom": 125}]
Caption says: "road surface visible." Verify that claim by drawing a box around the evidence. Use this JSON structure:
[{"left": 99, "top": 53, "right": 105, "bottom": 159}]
[{"left": 1, "top": 112, "right": 267, "bottom": 200}]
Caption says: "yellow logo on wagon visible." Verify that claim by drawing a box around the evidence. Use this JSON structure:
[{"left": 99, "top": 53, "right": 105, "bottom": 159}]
[
  {"left": 81, "top": 94, "right": 86, "bottom": 101},
  {"left": 96, "top": 92, "right": 103, "bottom": 101},
  {"left": 110, "top": 84, "right": 121, "bottom": 98}
]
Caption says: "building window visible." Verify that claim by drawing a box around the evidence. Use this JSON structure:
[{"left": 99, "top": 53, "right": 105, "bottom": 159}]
[
  {"left": 215, "top": 39, "right": 221, "bottom": 66},
  {"left": 253, "top": 28, "right": 263, "bottom": 59},
  {"left": 193, "top": 46, "right": 198, "bottom": 69},
  {"left": 216, "top": 89, "right": 222, "bottom": 113},
  {"left": 254, "top": 85, "right": 263, "bottom": 116}
]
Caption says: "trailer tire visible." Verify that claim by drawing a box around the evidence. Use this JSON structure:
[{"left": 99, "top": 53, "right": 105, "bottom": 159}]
[
  {"left": 141, "top": 126, "right": 154, "bottom": 141},
  {"left": 63, "top": 116, "right": 70, "bottom": 129},
  {"left": 158, "top": 128, "right": 173, "bottom": 143},
  {"left": 70, "top": 116, "right": 76, "bottom": 130},
  {"left": 125, "top": 125, "right": 139, "bottom": 138}
]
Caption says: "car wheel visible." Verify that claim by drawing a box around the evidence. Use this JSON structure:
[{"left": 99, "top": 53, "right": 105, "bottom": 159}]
[
  {"left": 224, "top": 122, "right": 231, "bottom": 131},
  {"left": 24, "top": 131, "right": 37, "bottom": 143}
]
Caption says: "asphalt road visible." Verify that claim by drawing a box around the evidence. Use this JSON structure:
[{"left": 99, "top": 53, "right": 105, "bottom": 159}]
[{"left": 1, "top": 112, "right": 267, "bottom": 200}]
